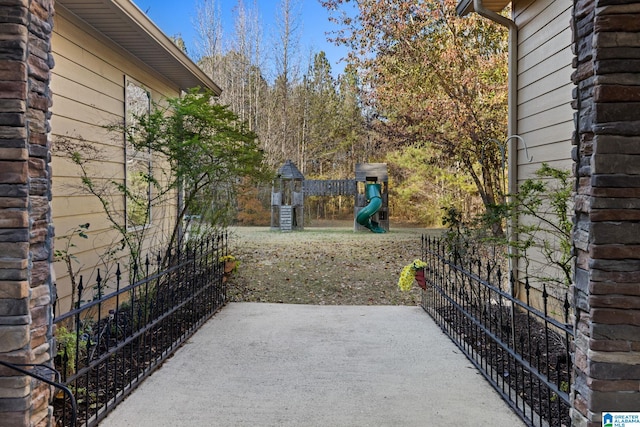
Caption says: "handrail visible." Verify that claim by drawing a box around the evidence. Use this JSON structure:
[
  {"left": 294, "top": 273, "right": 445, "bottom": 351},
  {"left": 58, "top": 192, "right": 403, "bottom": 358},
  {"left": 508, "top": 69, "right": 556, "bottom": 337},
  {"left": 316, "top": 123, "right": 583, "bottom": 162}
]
[{"left": 0, "top": 360, "right": 77, "bottom": 427}]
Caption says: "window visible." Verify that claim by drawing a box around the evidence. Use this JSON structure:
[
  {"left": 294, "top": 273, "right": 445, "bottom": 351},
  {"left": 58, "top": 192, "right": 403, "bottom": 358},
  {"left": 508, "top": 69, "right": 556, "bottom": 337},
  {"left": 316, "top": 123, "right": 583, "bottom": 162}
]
[{"left": 125, "top": 79, "right": 152, "bottom": 229}]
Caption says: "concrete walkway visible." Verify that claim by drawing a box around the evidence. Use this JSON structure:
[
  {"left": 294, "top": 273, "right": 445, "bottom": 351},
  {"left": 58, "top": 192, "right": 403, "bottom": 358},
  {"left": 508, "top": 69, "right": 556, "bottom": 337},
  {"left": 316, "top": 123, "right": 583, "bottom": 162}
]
[{"left": 100, "top": 303, "right": 524, "bottom": 427}]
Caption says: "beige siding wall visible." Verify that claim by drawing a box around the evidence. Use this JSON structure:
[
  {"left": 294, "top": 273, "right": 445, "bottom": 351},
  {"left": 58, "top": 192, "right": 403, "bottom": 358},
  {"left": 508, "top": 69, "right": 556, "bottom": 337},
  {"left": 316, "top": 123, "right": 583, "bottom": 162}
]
[
  {"left": 515, "top": 0, "right": 573, "bottom": 169},
  {"left": 512, "top": 0, "right": 574, "bottom": 301},
  {"left": 51, "top": 7, "right": 179, "bottom": 314}
]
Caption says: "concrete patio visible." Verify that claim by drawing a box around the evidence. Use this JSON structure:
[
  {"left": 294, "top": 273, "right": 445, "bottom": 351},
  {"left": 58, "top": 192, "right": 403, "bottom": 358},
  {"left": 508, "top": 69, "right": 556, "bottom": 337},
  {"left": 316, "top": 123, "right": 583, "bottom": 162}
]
[{"left": 99, "top": 303, "right": 524, "bottom": 427}]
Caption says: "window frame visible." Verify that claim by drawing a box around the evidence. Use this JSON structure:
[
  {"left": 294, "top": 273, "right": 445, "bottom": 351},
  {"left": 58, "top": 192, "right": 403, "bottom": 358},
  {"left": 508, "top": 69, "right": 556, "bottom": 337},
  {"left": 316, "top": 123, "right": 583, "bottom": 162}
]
[{"left": 124, "top": 77, "right": 153, "bottom": 230}]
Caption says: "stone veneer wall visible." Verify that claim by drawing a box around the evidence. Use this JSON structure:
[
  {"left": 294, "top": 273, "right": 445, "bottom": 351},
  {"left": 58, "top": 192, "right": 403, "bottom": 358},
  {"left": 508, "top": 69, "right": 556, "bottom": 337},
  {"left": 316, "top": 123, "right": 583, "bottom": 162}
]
[
  {"left": 571, "top": 0, "right": 640, "bottom": 425},
  {"left": 0, "top": 0, "right": 56, "bottom": 426}
]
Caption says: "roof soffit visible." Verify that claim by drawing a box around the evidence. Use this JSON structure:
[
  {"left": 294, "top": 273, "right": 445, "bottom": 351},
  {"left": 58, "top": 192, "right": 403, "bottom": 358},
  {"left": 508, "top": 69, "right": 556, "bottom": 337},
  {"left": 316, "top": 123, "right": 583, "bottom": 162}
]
[{"left": 56, "top": 0, "right": 221, "bottom": 95}]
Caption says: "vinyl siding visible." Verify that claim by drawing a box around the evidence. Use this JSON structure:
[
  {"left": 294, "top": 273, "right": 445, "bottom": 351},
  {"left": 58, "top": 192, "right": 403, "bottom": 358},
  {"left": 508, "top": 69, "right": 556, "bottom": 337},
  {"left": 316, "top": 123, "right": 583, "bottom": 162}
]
[
  {"left": 51, "top": 8, "right": 180, "bottom": 314},
  {"left": 515, "top": 0, "right": 573, "bottom": 170},
  {"left": 512, "top": 0, "right": 574, "bottom": 297}
]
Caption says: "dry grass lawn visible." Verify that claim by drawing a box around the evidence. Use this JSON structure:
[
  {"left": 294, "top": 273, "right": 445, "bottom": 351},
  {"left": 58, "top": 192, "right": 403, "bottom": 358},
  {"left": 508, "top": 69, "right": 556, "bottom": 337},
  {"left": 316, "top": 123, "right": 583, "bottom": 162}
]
[{"left": 225, "top": 224, "right": 443, "bottom": 305}]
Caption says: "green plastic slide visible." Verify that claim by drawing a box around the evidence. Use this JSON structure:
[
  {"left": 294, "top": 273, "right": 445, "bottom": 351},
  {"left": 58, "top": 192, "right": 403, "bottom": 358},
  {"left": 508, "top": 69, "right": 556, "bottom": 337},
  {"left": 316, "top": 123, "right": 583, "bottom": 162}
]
[{"left": 356, "top": 183, "right": 386, "bottom": 233}]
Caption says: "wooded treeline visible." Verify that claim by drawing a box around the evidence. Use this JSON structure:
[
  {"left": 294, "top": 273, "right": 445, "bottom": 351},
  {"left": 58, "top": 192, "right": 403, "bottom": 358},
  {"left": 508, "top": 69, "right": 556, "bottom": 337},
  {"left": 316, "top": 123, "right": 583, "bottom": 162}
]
[{"left": 186, "top": 0, "right": 508, "bottom": 226}]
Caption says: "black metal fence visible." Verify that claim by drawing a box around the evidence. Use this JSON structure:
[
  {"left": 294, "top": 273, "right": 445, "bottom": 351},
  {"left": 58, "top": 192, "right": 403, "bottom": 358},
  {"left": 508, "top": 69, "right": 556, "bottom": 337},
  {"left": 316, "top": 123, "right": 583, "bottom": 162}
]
[
  {"left": 53, "top": 232, "right": 228, "bottom": 427},
  {"left": 420, "top": 236, "right": 573, "bottom": 427}
]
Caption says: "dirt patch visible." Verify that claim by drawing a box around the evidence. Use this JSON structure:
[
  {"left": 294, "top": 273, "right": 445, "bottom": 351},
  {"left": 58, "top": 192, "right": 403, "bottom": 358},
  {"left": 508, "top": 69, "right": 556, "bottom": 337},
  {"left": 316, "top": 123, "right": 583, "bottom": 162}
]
[{"left": 226, "top": 224, "right": 443, "bottom": 305}]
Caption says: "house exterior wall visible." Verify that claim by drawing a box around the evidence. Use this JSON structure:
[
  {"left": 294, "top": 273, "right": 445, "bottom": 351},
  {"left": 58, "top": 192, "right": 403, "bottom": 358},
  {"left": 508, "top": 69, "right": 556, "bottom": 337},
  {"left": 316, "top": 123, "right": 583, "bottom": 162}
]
[
  {"left": 572, "top": 0, "right": 640, "bottom": 425},
  {"left": 0, "top": 1, "right": 56, "bottom": 425},
  {"left": 512, "top": 0, "right": 575, "bottom": 308},
  {"left": 514, "top": 0, "right": 573, "bottom": 171},
  {"left": 50, "top": 7, "right": 180, "bottom": 314}
]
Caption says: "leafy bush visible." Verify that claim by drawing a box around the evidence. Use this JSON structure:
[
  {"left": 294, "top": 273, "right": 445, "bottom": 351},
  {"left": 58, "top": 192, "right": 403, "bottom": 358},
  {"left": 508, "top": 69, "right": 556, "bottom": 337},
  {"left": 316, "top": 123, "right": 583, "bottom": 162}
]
[{"left": 442, "top": 163, "right": 573, "bottom": 288}]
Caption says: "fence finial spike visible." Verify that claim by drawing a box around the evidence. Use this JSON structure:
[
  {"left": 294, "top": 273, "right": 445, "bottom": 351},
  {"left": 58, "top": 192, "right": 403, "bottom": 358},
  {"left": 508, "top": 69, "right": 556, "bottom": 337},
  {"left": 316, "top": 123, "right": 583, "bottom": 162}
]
[{"left": 564, "top": 293, "right": 571, "bottom": 324}]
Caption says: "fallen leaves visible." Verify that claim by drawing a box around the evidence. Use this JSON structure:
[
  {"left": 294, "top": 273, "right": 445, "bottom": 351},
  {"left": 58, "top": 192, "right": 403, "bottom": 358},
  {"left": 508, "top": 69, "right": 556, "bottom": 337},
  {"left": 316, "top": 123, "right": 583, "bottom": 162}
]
[{"left": 226, "top": 225, "right": 443, "bottom": 306}]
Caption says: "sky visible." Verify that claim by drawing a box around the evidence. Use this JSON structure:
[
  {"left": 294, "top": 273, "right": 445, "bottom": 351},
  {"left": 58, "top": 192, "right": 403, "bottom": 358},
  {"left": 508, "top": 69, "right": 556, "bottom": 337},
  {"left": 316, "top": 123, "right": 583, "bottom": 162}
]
[{"left": 131, "top": 0, "right": 350, "bottom": 77}]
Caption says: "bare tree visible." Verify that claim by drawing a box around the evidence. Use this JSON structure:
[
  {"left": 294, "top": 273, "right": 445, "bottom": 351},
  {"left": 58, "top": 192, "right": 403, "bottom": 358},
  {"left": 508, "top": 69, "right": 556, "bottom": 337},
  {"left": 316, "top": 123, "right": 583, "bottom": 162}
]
[
  {"left": 194, "top": 0, "right": 223, "bottom": 78},
  {"left": 271, "top": 0, "right": 302, "bottom": 164},
  {"left": 230, "top": 0, "right": 264, "bottom": 128}
]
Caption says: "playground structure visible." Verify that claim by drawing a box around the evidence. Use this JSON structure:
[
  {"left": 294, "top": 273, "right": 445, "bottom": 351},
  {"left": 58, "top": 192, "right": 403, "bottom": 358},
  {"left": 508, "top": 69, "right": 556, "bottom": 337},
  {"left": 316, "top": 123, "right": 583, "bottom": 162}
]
[{"left": 271, "top": 161, "right": 389, "bottom": 232}]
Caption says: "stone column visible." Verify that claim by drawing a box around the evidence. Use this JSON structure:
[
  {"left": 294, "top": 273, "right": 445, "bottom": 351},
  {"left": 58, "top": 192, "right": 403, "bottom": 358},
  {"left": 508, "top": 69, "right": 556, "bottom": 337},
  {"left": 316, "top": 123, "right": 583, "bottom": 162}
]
[
  {"left": 571, "top": 0, "right": 640, "bottom": 426},
  {"left": 0, "top": 0, "right": 55, "bottom": 426}
]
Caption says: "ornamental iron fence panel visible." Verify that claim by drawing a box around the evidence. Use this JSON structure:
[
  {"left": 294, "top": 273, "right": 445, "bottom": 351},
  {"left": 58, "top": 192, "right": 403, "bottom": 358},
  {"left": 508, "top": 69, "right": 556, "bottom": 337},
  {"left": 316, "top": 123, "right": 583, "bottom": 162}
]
[
  {"left": 420, "top": 236, "right": 573, "bottom": 427},
  {"left": 52, "top": 232, "right": 227, "bottom": 427}
]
